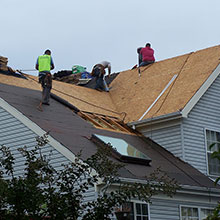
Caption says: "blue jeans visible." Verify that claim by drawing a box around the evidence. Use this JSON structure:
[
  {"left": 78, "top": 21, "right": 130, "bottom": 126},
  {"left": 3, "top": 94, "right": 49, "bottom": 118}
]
[
  {"left": 95, "top": 77, "right": 109, "bottom": 91},
  {"left": 139, "top": 60, "right": 154, "bottom": 67}
]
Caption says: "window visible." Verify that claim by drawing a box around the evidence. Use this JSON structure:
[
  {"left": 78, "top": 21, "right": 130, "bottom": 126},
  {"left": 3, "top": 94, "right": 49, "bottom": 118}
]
[
  {"left": 206, "top": 129, "right": 220, "bottom": 176},
  {"left": 115, "top": 202, "right": 149, "bottom": 220},
  {"left": 92, "top": 134, "right": 151, "bottom": 165},
  {"left": 180, "top": 206, "right": 213, "bottom": 220}
]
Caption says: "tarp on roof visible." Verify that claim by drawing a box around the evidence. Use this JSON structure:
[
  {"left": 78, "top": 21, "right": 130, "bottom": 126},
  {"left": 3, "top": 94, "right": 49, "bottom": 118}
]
[{"left": 72, "top": 65, "right": 86, "bottom": 74}]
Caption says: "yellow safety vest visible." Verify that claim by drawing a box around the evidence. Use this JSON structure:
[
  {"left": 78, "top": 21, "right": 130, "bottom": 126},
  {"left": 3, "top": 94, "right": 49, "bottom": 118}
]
[{"left": 38, "top": 55, "right": 51, "bottom": 72}]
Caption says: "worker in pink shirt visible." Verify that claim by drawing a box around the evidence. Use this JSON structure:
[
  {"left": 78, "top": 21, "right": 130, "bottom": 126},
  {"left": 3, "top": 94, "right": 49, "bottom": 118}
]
[{"left": 139, "top": 43, "right": 155, "bottom": 67}]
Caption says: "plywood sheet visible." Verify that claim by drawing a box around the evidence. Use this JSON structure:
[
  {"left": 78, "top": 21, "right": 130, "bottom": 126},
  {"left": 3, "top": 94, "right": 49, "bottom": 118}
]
[
  {"left": 0, "top": 74, "right": 119, "bottom": 118},
  {"left": 109, "top": 45, "right": 220, "bottom": 122},
  {"left": 1, "top": 45, "right": 220, "bottom": 123}
]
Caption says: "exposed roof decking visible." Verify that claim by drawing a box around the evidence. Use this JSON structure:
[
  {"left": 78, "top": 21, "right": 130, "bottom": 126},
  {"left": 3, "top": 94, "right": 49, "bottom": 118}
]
[
  {"left": 110, "top": 45, "right": 220, "bottom": 122},
  {"left": 1, "top": 45, "right": 220, "bottom": 123},
  {"left": 0, "top": 74, "right": 119, "bottom": 118}
]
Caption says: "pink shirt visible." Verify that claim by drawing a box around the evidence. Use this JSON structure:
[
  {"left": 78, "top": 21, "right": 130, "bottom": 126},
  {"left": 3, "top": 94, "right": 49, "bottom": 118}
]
[{"left": 140, "top": 47, "right": 155, "bottom": 62}]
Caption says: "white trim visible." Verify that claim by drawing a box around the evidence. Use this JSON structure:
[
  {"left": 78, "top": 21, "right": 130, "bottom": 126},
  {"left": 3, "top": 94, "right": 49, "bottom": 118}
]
[
  {"left": 204, "top": 127, "right": 220, "bottom": 177},
  {"left": 130, "top": 201, "right": 150, "bottom": 220},
  {"left": 181, "top": 64, "right": 220, "bottom": 118},
  {"left": 204, "top": 128, "right": 209, "bottom": 176},
  {"left": 179, "top": 205, "right": 213, "bottom": 220},
  {"left": 180, "top": 123, "right": 185, "bottom": 161},
  {"left": 138, "top": 74, "right": 178, "bottom": 121}
]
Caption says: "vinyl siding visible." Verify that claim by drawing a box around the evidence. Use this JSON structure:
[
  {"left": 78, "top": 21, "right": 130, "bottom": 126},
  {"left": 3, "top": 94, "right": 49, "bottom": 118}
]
[
  {"left": 182, "top": 75, "right": 220, "bottom": 175},
  {"left": 142, "top": 124, "right": 183, "bottom": 159},
  {"left": 0, "top": 106, "right": 95, "bottom": 203},
  {"left": 150, "top": 197, "right": 216, "bottom": 220}
]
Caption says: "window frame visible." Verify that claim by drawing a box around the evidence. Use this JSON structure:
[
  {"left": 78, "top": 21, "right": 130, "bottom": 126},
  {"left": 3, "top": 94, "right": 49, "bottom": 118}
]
[
  {"left": 133, "top": 201, "right": 150, "bottom": 220},
  {"left": 204, "top": 128, "right": 220, "bottom": 177},
  {"left": 180, "top": 205, "right": 213, "bottom": 220},
  {"left": 115, "top": 201, "right": 150, "bottom": 220}
]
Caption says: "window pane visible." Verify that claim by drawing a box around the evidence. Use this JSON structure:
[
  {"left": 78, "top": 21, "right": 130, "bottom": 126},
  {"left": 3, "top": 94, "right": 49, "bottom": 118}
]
[
  {"left": 94, "top": 134, "right": 149, "bottom": 159},
  {"left": 136, "top": 203, "right": 141, "bottom": 214},
  {"left": 208, "top": 153, "right": 220, "bottom": 175},
  {"left": 143, "top": 217, "right": 148, "bottom": 220},
  {"left": 181, "top": 207, "right": 198, "bottom": 220},
  {"left": 192, "top": 208, "right": 198, "bottom": 217},
  {"left": 201, "top": 209, "right": 213, "bottom": 220},
  {"left": 137, "top": 216, "right": 141, "bottom": 220},
  {"left": 142, "top": 204, "right": 148, "bottom": 215},
  {"left": 181, "top": 207, "right": 187, "bottom": 216}
]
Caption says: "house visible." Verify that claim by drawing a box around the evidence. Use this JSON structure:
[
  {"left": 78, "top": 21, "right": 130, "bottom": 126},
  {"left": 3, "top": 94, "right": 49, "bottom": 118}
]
[
  {"left": 122, "top": 45, "right": 220, "bottom": 180},
  {"left": 0, "top": 64, "right": 220, "bottom": 219}
]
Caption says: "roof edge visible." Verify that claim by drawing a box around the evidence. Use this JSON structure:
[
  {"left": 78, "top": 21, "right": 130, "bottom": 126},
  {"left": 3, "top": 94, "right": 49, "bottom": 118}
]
[
  {"left": 181, "top": 63, "right": 220, "bottom": 117},
  {"left": 128, "top": 111, "right": 182, "bottom": 129},
  {"left": 118, "top": 177, "right": 220, "bottom": 194}
]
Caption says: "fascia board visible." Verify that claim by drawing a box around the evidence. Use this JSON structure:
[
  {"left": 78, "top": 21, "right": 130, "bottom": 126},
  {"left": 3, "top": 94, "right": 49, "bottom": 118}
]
[
  {"left": 129, "top": 111, "right": 182, "bottom": 129},
  {"left": 181, "top": 63, "right": 220, "bottom": 118},
  {"left": 118, "top": 177, "right": 220, "bottom": 196}
]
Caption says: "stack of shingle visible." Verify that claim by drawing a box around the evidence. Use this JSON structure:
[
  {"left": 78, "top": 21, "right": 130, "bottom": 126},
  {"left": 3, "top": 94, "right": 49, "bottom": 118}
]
[{"left": 0, "top": 56, "right": 9, "bottom": 71}]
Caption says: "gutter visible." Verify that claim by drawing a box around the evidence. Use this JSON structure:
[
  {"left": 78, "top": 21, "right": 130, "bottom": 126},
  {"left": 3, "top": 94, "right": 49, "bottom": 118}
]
[
  {"left": 128, "top": 111, "right": 182, "bottom": 129},
  {"left": 116, "top": 177, "right": 220, "bottom": 197}
]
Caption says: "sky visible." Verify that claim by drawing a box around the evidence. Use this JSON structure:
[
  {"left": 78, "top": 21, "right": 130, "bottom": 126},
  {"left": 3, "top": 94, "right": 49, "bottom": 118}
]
[{"left": 1, "top": 0, "right": 220, "bottom": 76}]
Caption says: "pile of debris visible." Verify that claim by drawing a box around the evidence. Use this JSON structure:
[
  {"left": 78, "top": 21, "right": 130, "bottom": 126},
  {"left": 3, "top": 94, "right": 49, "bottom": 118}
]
[
  {"left": 0, "top": 56, "right": 9, "bottom": 71},
  {"left": 53, "top": 65, "right": 92, "bottom": 85},
  {"left": 0, "top": 56, "right": 26, "bottom": 78}
]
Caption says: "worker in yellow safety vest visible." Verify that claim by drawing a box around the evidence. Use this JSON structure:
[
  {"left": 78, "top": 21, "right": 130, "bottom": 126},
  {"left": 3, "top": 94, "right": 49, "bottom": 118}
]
[{"left": 35, "top": 49, "right": 55, "bottom": 108}]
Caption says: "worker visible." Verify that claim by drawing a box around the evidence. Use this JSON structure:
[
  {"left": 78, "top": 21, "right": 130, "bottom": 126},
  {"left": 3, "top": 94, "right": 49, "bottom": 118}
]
[
  {"left": 35, "top": 49, "right": 54, "bottom": 107},
  {"left": 139, "top": 43, "right": 155, "bottom": 67},
  {"left": 91, "top": 61, "right": 111, "bottom": 92}
]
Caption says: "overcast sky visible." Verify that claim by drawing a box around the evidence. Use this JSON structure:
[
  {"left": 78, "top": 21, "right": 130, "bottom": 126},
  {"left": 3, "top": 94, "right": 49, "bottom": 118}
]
[{"left": 1, "top": 0, "right": 220, "bottom": 75}]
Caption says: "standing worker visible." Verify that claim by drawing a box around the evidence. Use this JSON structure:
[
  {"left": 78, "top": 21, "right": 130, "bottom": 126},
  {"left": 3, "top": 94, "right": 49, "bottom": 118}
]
[
  {"left": 91, "top": 61, "right": 111, "bottom": 92},
  {"left": 35, "top": 49, "right": 54, "bottom": 109},
  {"left": 139, "top": 43, "right": 155, "bottom": 67}
]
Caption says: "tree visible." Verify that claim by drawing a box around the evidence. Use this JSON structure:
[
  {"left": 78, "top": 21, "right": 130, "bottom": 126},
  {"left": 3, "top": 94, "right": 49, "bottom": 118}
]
[{"left": 0, "top": 134, "right": 179, "bottom": 220}]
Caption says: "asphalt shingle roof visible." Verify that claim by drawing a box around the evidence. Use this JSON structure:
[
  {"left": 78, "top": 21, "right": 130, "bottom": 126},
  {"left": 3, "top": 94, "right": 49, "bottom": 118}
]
[{"left": 0, "top": 83, "right": 218, "bottom": 189}]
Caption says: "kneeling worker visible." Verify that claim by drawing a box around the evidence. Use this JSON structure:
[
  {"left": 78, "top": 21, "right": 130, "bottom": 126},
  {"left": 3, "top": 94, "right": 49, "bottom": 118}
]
[
  {"left": 91, "top": 61, "right": 111, "bottom": 92},
  {"left": 35, "top": 49, "right": 54, "bottom": 108},
  {"left": 139, "top": 43, "right": 155, "bottom": 67}
]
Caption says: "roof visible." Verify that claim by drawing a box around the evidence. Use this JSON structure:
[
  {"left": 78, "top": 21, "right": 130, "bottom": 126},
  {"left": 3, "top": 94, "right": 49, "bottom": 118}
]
[
  {"left": 0, "top": 72, "right": 118, "bottom": 118},
  {"left": 109, "top": 45, "right": 220, "bottom": 122},
  {"left": 1, "top": 45, "right": 220, "bottom": 123},
  {"left": 0, "top": 82, "right": 218, "bottom": 189}
]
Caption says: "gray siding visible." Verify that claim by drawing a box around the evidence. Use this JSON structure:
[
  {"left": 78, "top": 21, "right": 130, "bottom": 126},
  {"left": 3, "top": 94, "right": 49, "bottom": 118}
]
[
  {"left": 0, "top": 106, "right": 95, "bottom": 203},
  {"left": 143, "top": 124, "right": 183, "bottom": 159},
  {"left": 150, "top": 197, "right": 216, "bottom": 220},
  {"left": 140, "top": 75, "right": 220, "bottom": 176},
  {"left": 182, "top": 75, "right": 220, "bottom": 175}
]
